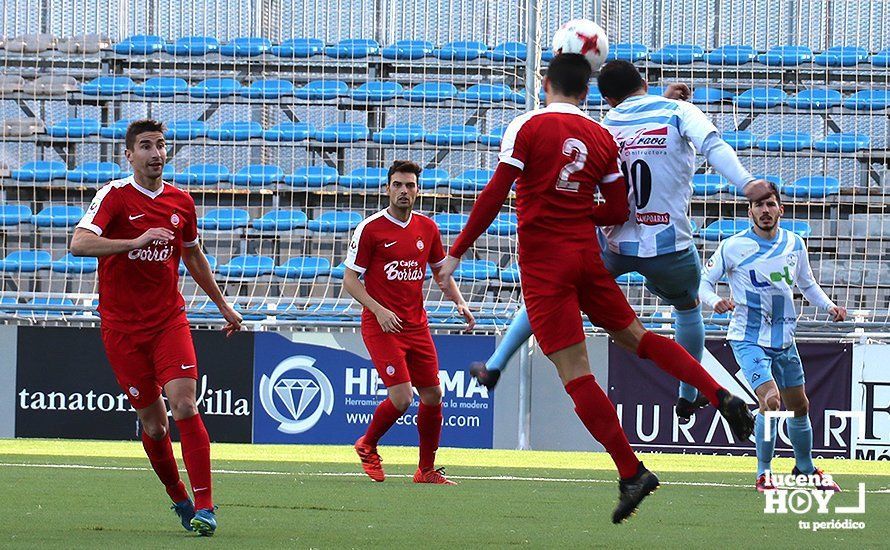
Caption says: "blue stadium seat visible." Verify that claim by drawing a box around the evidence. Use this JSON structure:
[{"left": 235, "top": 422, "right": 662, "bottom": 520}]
[
  {"left": 585, "top": 89, "right": 606, "bottom": 106},
  {"left": 733, "top": 87, "right": 787, "bottom": 108},
  {"left": 785, "top": 88, "right": 843, "bottom": 109},
  {"left": 51, "top": 253, "right": 98, "bottom": 273},
  {"left": 451, "top": 169, "right": 493, "bottom": 192},
  {"left": 219, "top": 37, "right": 272, "bottom": 57},
  {"left": 783, "top": 176, "right": 840, "bottom": 199},
  {"left": 198, "top": 208, "right": 250, "bottom": 230},
  {"left": 756, "top": 45, "right": 812, "bottom": 66},
  {"left": 608, "top": 43, "right": 648, "bottom": 62},
  {"left": 162, "top": 165, "right": 190, "bottom": 185},
  {"left": 217, "top": 255, "right": 274, "bottom": 277},
  {"left": 134, "top": 77, "right": 188, "bottom": 97},
  {"left": 300, "top": 302, "right": 358, "bottom": 322},
  {"left": 691, "top": 87, "right": 732, "bottom": 104},
  {"left": 403, "top": 82, "right": 457, "bottom": 102},
  {"left": 704, "top": 44, "right": 756, "bottom": 65},
  {"left": 721, "top": 131, "right": 756, "bottom": 150},
  {"left": 165, "top": 36, "right": 219, "bottom": 56},
  {"left": 424, "top": 125, "right": 479, "bottom": 145},
  {"left": 380, "top": 40, "right": 434, "bottom": 60},
  {"left": 615, "top": 272, "right": 645, "bottom": 285},
  {"left": 307, "top": 210, "right": 362, "bottom": 233},
  {"left": 479, "top": 125, "right": 507, "bottom": 147},
  {"left": 454, "top": 260, "right": 498, "bottom": 281},
  {"left": 264, "top": 122, "right": 316, "bottom": 141},
  {"left": 704, "top": 311, "right": 730, "bottom": 332},
  {"left": 870, "top": 48, "right": 890, "bottom": 67},
  {"left": 486, "top": 41, "right": 526, "bottom": 62},
  {"left": 435, "top": 40, "right": 488, "bottom": 61},
  {"left": 0, "top": 250, "right": 52, "bottom": 272},
  {"left": 699, "top": 219, "right": 751, "bottom": 241},
  {"left": 500, "top": 263, "right": 520, "bottom": 283},
  {"left": 692, "top": 174, "right": 728, "bottom": 196},
  {"left": 814, "top": 46, "right": 868, "bottom": 67},
  {"left": 780, "top": 220, "right": 812, "bottom": 238},
  {"left": 647, "top": 44, "right": 704, "bottom": 64},
  {"left": 0, "top": 204, "right": 32, "bottom": 226},
  {"left": 271, "top": 38, "right": 324, "bottom": 57},
  {"left": 487, "top": 212, "right": 517, "bottom": 236},
  {"left": 180, "top": 163, "right": 230, "bottom": 185},
  {"left": 458, "top": 83, "right": 515, "bottom": 103},
  {"left": 189, "top": 78, "right": 244, "bottom": 98},
  {"left": 99, "top": 119, "right": 133, "bottom": 139},
  {"left": 206, "top": 121, "right": 263, "bottom": 141},
  {"left": 28, "top": 297, "right": 76, "bottom": 316},
  {"left": 373, "top": 123, "right": 424, "bottom": 144},
  {"left": 813, "top": 133, "right": 870, "bottom": 153},
  {"left": 316, "top": 123, "right": 369, "bottom": 143},
  {"left": 81, "top": 76, "right": 135, "bottom": 95},
  {"left": 339, "top": 167, "right": 387, "bottom": 189},
  {"left": 32, "top": 205, "right": 83, "bottom": 227},
  {"left": 274, "top": 256, "right": 332, "bottom": 279},
  {"left": 164, "top": 120, "right": 207, "bottom": 140},
  {"left": 324, "top": 38, "right": 379, "bottom": 58},
  {"left": 419, "top": 168, "right": 449, "bottom": 190},
  {"left": 284, "top": 166, "right": 338, "bottom": 188},
  {"left": 46, "top": 118, "right": 101, "bottom": 138},
  {"left": 251, "top": 209, "right": 308, "bottom": 231},
  {"left": 757, "top": 132, "right": 812, "bottom": 151},
  {"left": 179, "top": 255, "right": 217, "bottom": 276},
  {"left": 432, "top": 213, "right": 468, "bottom": 235},
  {"left": 329, "top": 262, "right": 347, "bottom": 279},
  {"left": 67, "top": 162, "right": 124, "bottom": 183},
  {"left": 231, "top": 164, "right": 284, "bottom": 186},
  {"left": 12, "top": 160, "right": 67, "bottom": 181},
  {"left": 293, "top": 79, "right": 348, "bottom": 100},
  {"left": 541, "top": 49, "right": 554, "bottom": 62},
  {"left": 843, "top": 90, "right": 889, "bottom": 111},
  {"left": 238, "top": 79, "right": 295, "bottom": 99},
  {"left": 113, "top": 34, "right": 165, "bottom": 55},
  {"left": 350, "top": 81, "right": 403, "bottom": 101}
]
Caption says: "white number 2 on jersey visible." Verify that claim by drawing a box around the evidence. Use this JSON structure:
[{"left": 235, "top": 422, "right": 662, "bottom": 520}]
[{"left": 555, "top": 138, "right": 588, "bottom": 192}]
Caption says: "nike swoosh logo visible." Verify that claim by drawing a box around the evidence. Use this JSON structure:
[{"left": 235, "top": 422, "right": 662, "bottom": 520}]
[
  {"left": 180, "top": 364, "right": 195, "bottom": 370},
  {"left": 129, "top": 214, "right": 145, "bottom": 220},
  {"left": 193, "top": 487, "right": 208, "bottom": 492},
  {"left": 384, "top": 241, "right": 397, "bottom": 248}
]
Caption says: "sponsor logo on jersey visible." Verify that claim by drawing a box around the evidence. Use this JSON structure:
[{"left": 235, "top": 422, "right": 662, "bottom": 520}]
[
  {"left": 383, "top": 260, "right": 424, "bottom": 281},
  {"left": 170, "top": 213, "right": 180, "bottom": 227},
  {"left": 416, "top": 239, "right": 424, "bottom": 251},
  {"left": 386, "top": 364, "right": 396, "bottom": 376},
  {"left": 128, "top": 213, "right": 145, "bottom": 220},
  {"left": 384, "top": 241, "right": 397, "bottom": 248},
  {"left": 128, "top": 241, "right": 174, "bottom": 262},
  {"left": 620, "top": 126, "right": 669, "bottom": 152},
  {"left": 636, "top": 211, "right": 671, "bottom": 225},
  {"left": 128, "top": 386, "right": 140, "bottom": 398},
  {"left": 750, "top": 266, "right": 793, "bottom": 287}
]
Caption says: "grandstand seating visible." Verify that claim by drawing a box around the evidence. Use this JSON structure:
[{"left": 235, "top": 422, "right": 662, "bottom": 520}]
[
  {"left": 381, "top": 40, "right": 434, "bottom": 60},
  {"left": 165, "top": 36, "right": 220, "bottom": 56},
  {"left": 218, "top": 37, "right": 272, "bottom": 57}
]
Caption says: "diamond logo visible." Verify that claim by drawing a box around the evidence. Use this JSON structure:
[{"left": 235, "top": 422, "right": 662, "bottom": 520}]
[
  {"left": 274, "top": 378, "right": 320, "bottom": 420},
  {"left": 260, "top": 356, "right": 334, "bottom": 434}
]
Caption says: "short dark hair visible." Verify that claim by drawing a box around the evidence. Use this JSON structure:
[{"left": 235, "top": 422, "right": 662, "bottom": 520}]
[
  {"left": 387, "top": 160, "right": 422, "bottom": 183},
  {"left": 545, "top": 53, "right": 592, "bottom": 97},
  {"left": 749, "top": 181, "right": 782, "bottom": 205},
  {"left": 125, "top": 119, "right": 166, "bottom": 150},
  {"left": 597, "top": 60, "right": 645, "bottom": 102}
]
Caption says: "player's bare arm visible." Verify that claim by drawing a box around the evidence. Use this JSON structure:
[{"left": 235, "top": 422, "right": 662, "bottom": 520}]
[
  {"left": 343, "top": 267, "right": 403, "bottom": 333},
  {"left": 181, "top": 244, "right": 242, "bottom": 336},
  {"left": 432, "top": 267, "right": 475, "bottom": 331},
  {"left": 70, "top": 226, "right": 174, "bottom": 257}
]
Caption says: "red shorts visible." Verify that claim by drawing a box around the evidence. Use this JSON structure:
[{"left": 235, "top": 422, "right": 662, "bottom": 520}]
[
  {"left": 362, "top": 326, "right": 440, "bottom": 388},
  {"left": 520, "top": 248, "right": 637, "bottom": 356},
  {"left": 100, "top": 320, "right": 198, "bottom": 409}
]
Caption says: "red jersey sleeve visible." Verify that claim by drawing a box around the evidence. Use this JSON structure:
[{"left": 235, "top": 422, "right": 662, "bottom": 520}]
[
  {"left": 498, "top": 115, "right": 533, "bottom": 170},
  {"left": 77, "top": 184, "right": 120, "bottom": 236},
  {"left": 345, "top": 220, "right": 374, "bottom": 274},
  {"left": 182, "top": 193, "right": 199, "bottom": 247},
  {"left": 428, "top": 222, "right": 447, "bottom": 268}
]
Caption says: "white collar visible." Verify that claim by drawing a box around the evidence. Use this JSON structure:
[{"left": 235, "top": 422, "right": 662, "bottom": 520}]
[
  {"left": 128, "top": 176, "right": 165, "bottom": 199},
  {"left": 382, "top": 208, "right": 412, "bottom": 228},
  {"left": 544, "top": 101, "right": 586, "bottom": 115}
]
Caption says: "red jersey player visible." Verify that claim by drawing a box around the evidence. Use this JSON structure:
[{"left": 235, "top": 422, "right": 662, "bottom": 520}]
[
  {"left": 70, "top": 119, "right": 241, "bottom": 536},
  {"left": 438, "top": 55, "right": 754, "bottom": 523},
  {"left": 344, "top": 160, "right": 474, "bottom": 485}
]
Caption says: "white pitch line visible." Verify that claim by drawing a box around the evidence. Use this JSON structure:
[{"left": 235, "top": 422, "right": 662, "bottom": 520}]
[{"left": 1, "top": 462, "right": 888, "bottom": 494}]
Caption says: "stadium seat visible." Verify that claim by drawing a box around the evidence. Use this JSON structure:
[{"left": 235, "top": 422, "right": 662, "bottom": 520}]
[
  {"left": 419, "top": 168, "right": 450, "bottom": 190},
  {"left": 435, "top": 40, "right": 488, "bottom": 61},
  {"left": 180, "top": 163, "right": 230, "bottom": 185},
  {"left": 843, "top": 90, "right": 889, "bottom": 110},
  {"left": 339, "top": 167, "right": 387, "bottom": 189},
  {"left": 284, "top": 166, "right": 338, "bottom": 188},
  {"left": 454, "top": 260, "right": 498, "bottom": 281},
  {"left": 781, "top": 220, "right": 812, "bottom": 238},
  {"left": 324, "top": 38, "right": 379, "bottom": 58},
  {"left": 403, "top": 82, "right": 457, "bottom": 102},
  {"left": 274, "top": 256, "right": 332, "bottom": 279},
  {"left": 315, "top": 123, "right": 369, "bottom": 143},
  {"left": 0, "top": 250, "right": 52, "bottom": 272},
  {"left": 0, "top": 203, "right": 32, "bottom": 226},
  {"left": 165, "top": 36, "right": 219, "bottom": 56},
  {"left": 66, "top": 162, "right": 124, "bottom": 183},
  {"left": 231, "top": 164, "right": 284, "bottom": 186},
  {"left": 756, "top": 45, "right": 812, "bottom": 66},
  {"left": 55, "top": 33, "right": 109, "bottom": 54},
  {"left": 217, "top": 255, "right": 274, "bottom": 277},
  {"left": 133, "top": 76, "right": 188, "bottom": 97},
  {"left": 704, "top": 311, "right": 730, "bottom": 332},
  {"left": 1, "top": 117, "right": 43, "bottom": 137},
  {"left": 11, "top": 160, "right": 67, "bottom": 181},
  {"left": 541, "top": 49, "right": 554, "bottom": 62},
  {"left": 703, "top": 44, "right": 756, "bottom": 65},
  {"left": 721, "top": 131, "right": 756, "bottom": 150},
  {"left": 870, "top": 48, "right": 890, "bottom": 67},
  {"left": 264, "top": 122, "right": 316, "bottom": 141},
  {"left": 0, "top": 75, "right": 25, "bottom": 93},
  {"left": 179, "top": 255, "right": 217, "bottom": 275},
  {"left": 500, "top": 263, "right": 520, "bottom": 283},
  {"left": 585, "top": 89, "right": 606, "bottom": 106},
  {"left": 812, "top": 133, "right": 870, "bottom": 153},
  {"left": 380, "top": 40, "right": 434, "bottom": 60},
  {"left": 451, "top": 169, "right": 493, "bottom": 192},
  {"left": 206, "top": 121, "right": 263, "bottom": 141},
  {"left": 608, "top": 43, "right": 648, "bottom": 62},
  {"left": 251, "top": 209, "right": 308, "bottom": 231},
  {"left": 373, "top": 123, "right": 424, "bottom": 144},
  {"left": 487, "top": 212, "right": 517, "bottom": 236},
  {"left": 691, "top": 87, "right": 732, "bottom": 104},
  {"left": 615, "top": 272, "right": 645, "bottom": 285},
  {"left": 46, "top": 118, "right": 101, "bottom": 138},
  {"left": 4, "top": 33, "right": 57, "bottom": 53},
  {"left": 479, "top": 125, "right": 507, "bottom": 147},
  {"left": 783, "top": 176, "right": 840, "bottom": 199},
  {"left": 757, "top": 132, "right": 812, "bottom": 152},
  {"left": 647, "top": 44, "right": 704, "bottom": 64},
  {"left": 307, "top": 210, "right": 362, "bottom": 233},
  {"left": 198, "top": 208, "right": 250, "bottom": 230},
  {"left": 50, "top": 253, "right": 98, "bottom": 274},
  {"left": 238, "top": 79, "right": 295, "bottom": 99},
  {"left": 432, "top": 213, "right": 468, "bottom": 235},
  {"left": 219, "top": 37, "right": 272, "bottom": 57},
  {"left": 486, "top": 41, "right": 526, "bottom": 62},
  {"left": 32, "top": 205, "right": 84, "bottom": 228},
  {"left": 293, "top": 79, "right": 348, "bottom": 100},
  {"left": 785, "top": 88, "right": 843, "bottom": 109},
  {"left": 81, "top": 75, "right": 135, "bottom": 95},
  {"left": 329, "top": 262, "right": 347, "bottom": 279},
  {"left": 733, "top": 87, "right": 787, "bottom": 108},
  {"left": 162, "top": 165, "right": 189, "bottom": 185},
  {"left": 28, "top": 297, "right": 76, "bottom": 316},
  {"left": 99, "top": 119, "right": 133, "bottom": 139},
  {"left": 692, "top": 174, "right": 729, "bottom": 196},
  {"left": 189, "top": 78, "right": 244, "bottom": 98},
  {"left": 300, "top": 303, "right": 359, "bottom": 322},
  {"left": 350, "top": 81, "right": 403, "bottom": 102},
  {"left": 164, "top": 120, "right": 207, "bottom": 140},
  {"left": 424, "top": 125, "right": 479, "bottom": 145},
  {"left": 813, "top": 46, "right": 868, "bottom": 67},
  {"left": 699, "top": 219, "right": 751, "bottom": 241},
  {"left": 113, "top": 34, "right": 165, "bottom": 55},
  {"left": 271, "top": 37, "right": 324, "bottom": 57}
]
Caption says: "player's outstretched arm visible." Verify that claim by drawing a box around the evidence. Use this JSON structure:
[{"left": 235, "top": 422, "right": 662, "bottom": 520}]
[
  {"left": 342, "top": 268, "right": 403, "bottom": 333},
  {"left": 793, "top": 241, "right": 846, "bottom": 322},
  {"left": 432, "top": 267, "right": 475, "bottom": 331},
  {"left": 70, "top": 226, "right": 173, "bottom": 257},
  {"left": 181, "top": 244, "right": 242, "bottom": 336},
  {"left": 591, "top": 176, "right": 630, "bottom": 226}
]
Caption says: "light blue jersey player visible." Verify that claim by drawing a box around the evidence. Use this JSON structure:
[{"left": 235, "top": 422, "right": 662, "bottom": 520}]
[
  {"left": 700, "top": 182, "right": 845, "bottom": 492},
  {"left": 468, "top": 60, "right": 772, "bottom": 421}
]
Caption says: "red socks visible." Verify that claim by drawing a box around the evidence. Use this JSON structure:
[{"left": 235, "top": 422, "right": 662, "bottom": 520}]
[
  {"left": 564, "top": 374, "right": 640, "bottom": 480},
  {"left": 417, "top": 402, "right": 443, "bottom": 471},
  {"left": 175, "top": 414, "right": 213, "bottom": 510},
  {"left": 141, "top": 430, "right": 189, "bottom": 503},
  {"left": 637, "top": 331, "right": 721, "bottom": 406},
  {"left": 364, "top": 398, "right": 403, "bottom": 447}
]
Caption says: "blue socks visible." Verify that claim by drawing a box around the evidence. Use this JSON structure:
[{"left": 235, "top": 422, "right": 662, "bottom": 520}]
[
  {"left": 675, "top": 305, "right": 705, "bottom": 402},
  {"left": 486, "top": 305, "right": 533, "bottom": 372},
  {"left": 787, "top": 415, "right": 815, "bottom": 474},
  {"left": 755, "top": 412, "right": 778, "bottom": 476}
]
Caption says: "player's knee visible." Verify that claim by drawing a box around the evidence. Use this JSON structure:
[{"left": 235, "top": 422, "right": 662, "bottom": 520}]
[
  {"left": 142, "top": 422, "right": 167, "bottom": 440},
  {"left": 389, "top": 387, "right": 413, "bottom": 412},
  {"left": 169, "top": 398, "right": 199, "bottom": 420},
  {"left": 764, "top": 394, "right": 781, "bottom": 412},
  {"left": 419, "top": 386, "right": 443, "bottom": 406},
  {"left": 792, "top": 396, "right": 809, "bottom": 416}
]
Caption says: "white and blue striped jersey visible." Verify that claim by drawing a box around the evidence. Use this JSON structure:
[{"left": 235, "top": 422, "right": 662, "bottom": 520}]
[{"left": 699, "top": 227, "right": 835, "bottom": 349}]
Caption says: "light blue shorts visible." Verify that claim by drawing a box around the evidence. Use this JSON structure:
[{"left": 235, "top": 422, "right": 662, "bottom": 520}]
[
  {"left": 729, "top": 340, "right": 805, "bottom": 391},
  {"left": 600, "top": 246, "right": 702, "bottom": 307}
]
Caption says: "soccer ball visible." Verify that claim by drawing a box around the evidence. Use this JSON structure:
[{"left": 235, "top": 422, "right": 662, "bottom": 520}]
[{"left": 551, "top": 18, "right": 610, "bottom": 71}]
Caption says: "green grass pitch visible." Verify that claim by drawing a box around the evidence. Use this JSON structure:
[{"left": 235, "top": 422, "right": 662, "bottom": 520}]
[{"left": 0, "top": 440, "right": 887, "bottom": 548}]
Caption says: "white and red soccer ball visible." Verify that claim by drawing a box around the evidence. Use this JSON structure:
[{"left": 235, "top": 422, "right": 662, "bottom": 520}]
[{"left": 552, "top": 19, "right": 610, "bottom": 71}]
